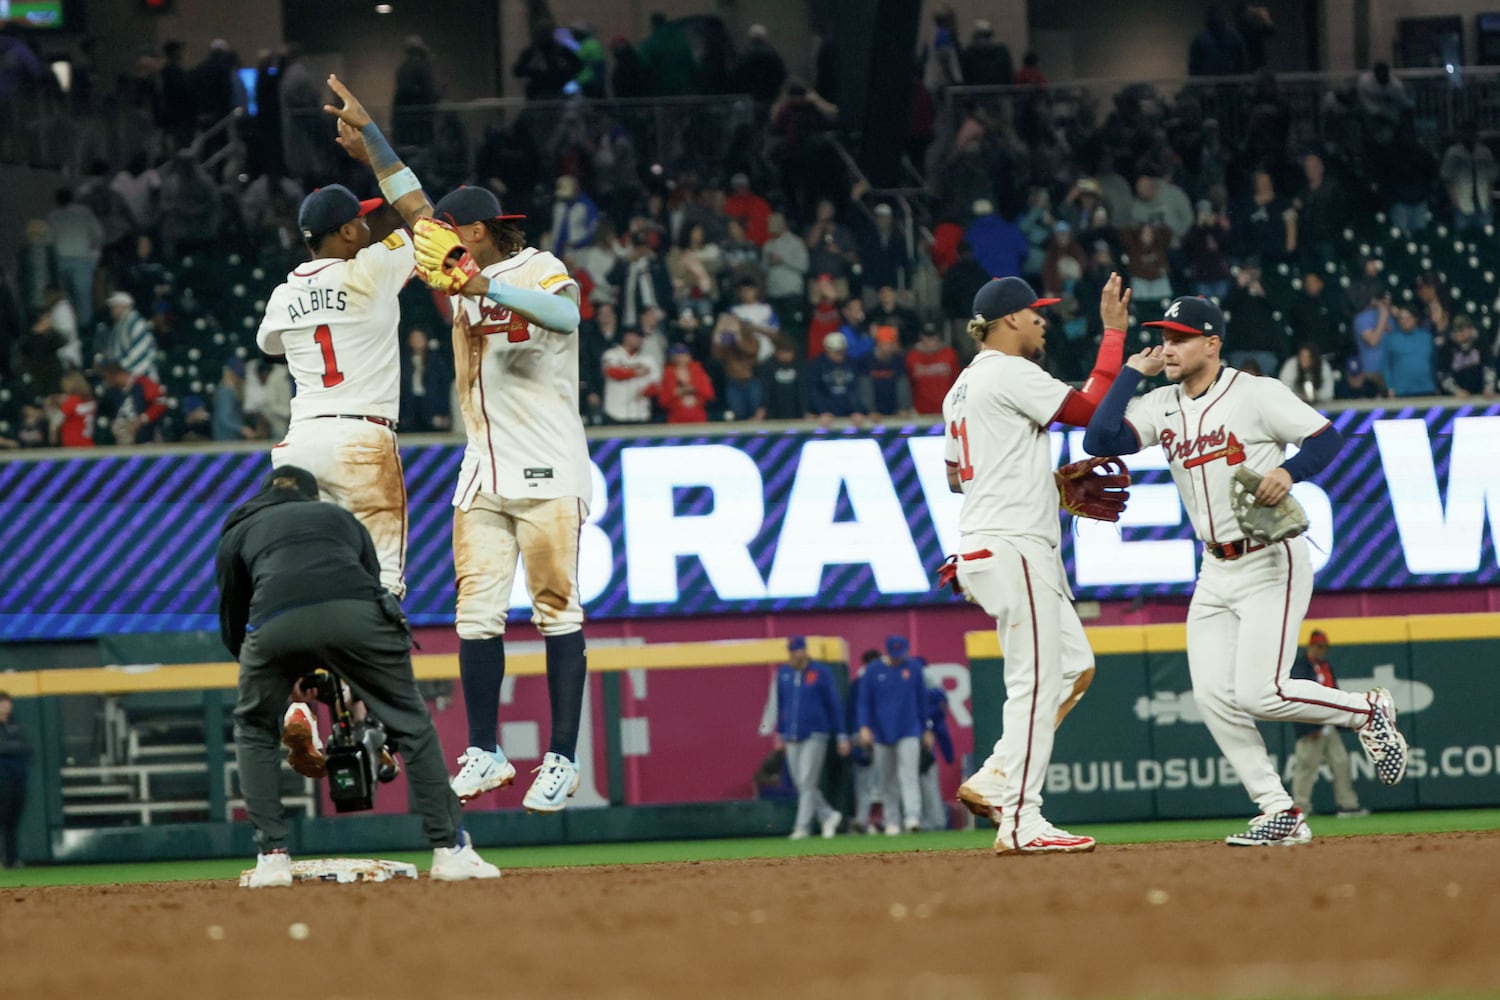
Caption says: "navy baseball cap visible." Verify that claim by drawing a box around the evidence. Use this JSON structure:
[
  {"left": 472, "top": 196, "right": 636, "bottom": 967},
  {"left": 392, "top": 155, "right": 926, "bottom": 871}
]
[
  {"left": 972, "top": 276, "right": 1059, "bottom": 322},
  {"left": 433, "top": 186, "right": 526, "bottom": 226},
  {"left": 886, "top": 635, "right": 909, "bottom": 657},
  {"left": 787, "top": 635, "right": 807, "bottom": 652},
  {"left": 298, "top": 185, "right": 383, "bottom": 243},
  {"left": 1145, "top": 296, "right": 1225, "bottom": 337}
]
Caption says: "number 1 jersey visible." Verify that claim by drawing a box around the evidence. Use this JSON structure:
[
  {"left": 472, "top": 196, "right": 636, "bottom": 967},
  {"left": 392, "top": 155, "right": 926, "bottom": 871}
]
[{"left": 256, "top": 231, "right": 416, "bottom": 423}]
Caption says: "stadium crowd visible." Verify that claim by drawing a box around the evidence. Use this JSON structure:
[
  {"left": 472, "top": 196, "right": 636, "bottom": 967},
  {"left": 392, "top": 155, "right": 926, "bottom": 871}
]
[{"left": 2, "top": 5, "right": 1498, "bottom": 448}]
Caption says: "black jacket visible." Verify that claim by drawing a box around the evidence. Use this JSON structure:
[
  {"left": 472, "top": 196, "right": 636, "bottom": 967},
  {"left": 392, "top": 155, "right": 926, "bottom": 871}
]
[{"left": 216, "top": 471, "right": 384, "bottom": 658}]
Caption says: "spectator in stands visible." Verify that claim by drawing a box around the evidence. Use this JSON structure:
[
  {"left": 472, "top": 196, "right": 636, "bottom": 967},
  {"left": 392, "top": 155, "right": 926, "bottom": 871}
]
[
  {"left": 1130, "top": 176, "right": 1194, "bottom": 248},
  {"left": 1122, "top": 223, "right": 1174, "bottom": 302},
  {"left": 1183, "top": 200, "right": 1233, "bottom": 299},
  {"left": 1352, "top": 293, "right": 1391, "bottom": 395},
  {"left": 759, "top": 335, "right": 807, "bottom": 419},
  {"left": 763, "top": 636, "right": 847, "bottom": 840},
  {"left": 1337, "top": 356, "right": 1381, "bottom": 400},
  {"left": 1415, "top": 272, "right": 1452, "bottom": 341},
  {"left": 190, "top": 38, "right": 239, "bottom": 133},
  {"left": 47, "top": 188, "right": 104, "bottom": 331},
  {"left": 239, "top": 166, "right": 304, "bottom": 249},
  {"left": 1287, "top": 270, "right": 1346, "bottom": 360},
  {"left": 100, "top": 290, "right": 157, "bottom": 381},
  {"left": 114, "top": 235, "right": 167, "bottom": 316},
  {"left": 78, "top": 159, "right": 135, "bottom": 256},
  {"left": 869, "top": 285, "right": 921, "bottom": 349},
  {"left": 860, "top": 204, "right": 911, "bottom": 292},
  {"left": 1279, "top": 343, "right": 1334, "bottom": 404},
  {"left": 1060, "top": 178, "right": 1105, "bottom": 234},
  {"left": 390, "top": 35, "right": 439, "bottom": 146},
  {"left": 637, "top": 306, "right": 672, "bottom": 364},
  {"left": 720, "top": 219, "right": 761, "bottom": 286},
  {"left": 157, "top": 40, "right": 194, "bottom": 148},
  {"left": 48, "top": 370, "right": 97, "bottom": 447},
  {"left": 965, "top": 198, "right": 1027, "bottom": 280},
  {"left": 1382, "top": 305, "right": 1436, "bottom": 397},
  {"left": 1014, "top": 50, "right": 1046, "bottom": 87},
  {"left": 1440, "top": 122, "right": 1498, "bottom": 232},
  {"left": 807, "top": 331, "right": 866, "bottom": 425},
  {"left": 1437, "top": 315, "right": 1495, "bottom": 398},
  {"left": 923, "top": 6, "right": 964, "bottom": 95},
  {"left": 18, "top": 218, "right": 53, "bottom": 316},
  {"left": 1234, "top": 170, "right": 1296, "bottom": 263},
  {"left": 728, "top": 278, "right": 779, "bottom": 343},
  {"left": 762, "top": 213, "right": 809, "bottom": 329},
  {"left": 22, "top": 287, "right": 77, "bottom": 393},
  {"left": 608, "top": 34, "right": 648, "bottom": 99},
  {"left": 857, "top": 635, "right": 927, "bottom": 835},
  {"left": 1018, "top": 187, "right": 1056, "bottom": 275},
  {"left": 398, "top": 329, "right": 453, "bottom": 433},
  {"left": 730, "top": 24, "right": 787, "bottom": 114},
  {"left": 1381, "top": 115, "right": 1435, "bottom": 234},
  {"left": 159, "top": 151, "right": 221, "bottom": 258},
  {"left": 1042, "top": 222, "right": 1088, "bottom": 300},
  {"left": 100, "top": 361, "right": 167, "bottom": 445},
  {"left": 6, "top": 404, "right": 49, "bottom": 449},
  {"left": 863, "top": 326, "right": 911, "bottom": 418},
  {"left": 1346, "top": 255, "right": 1387, "bottom": 314},
  {"left": 710, "top": 314, "right": 763, "bottom": 420},
  {"left": 654, "top": 342, "right": 715, "bottom": 423},
  {"left": 638, "top": 11, "right": 698, "bottom": 96},
  {"left": 1235, "top": 2, "right": 1277, "bottom": 70},
  {"left": 771, "top": 84, "right": 837, "bottom": 221},
  {"left": 1357, "top": 62, "right": 1412, "bottom": 150},
  {"left": 667, "top": 225, "right": 720, "bottom": 316},
  {"left": 176, "top": 393, "right": 213, "bottom": 443},
  {"left": 242, "top": 359, "right": 292, "bottom": 441},
  {"left": 805, "top": 273, "right": 844, "bottom": 357},
  {"left": 213, "top": 359, "right": 250, "bottom": 441},
  {"left": 836, "top": 297, "right": 876, "bottom": 361},
  {"left": 960, "top": 20, "right": 1012, "bottom": 86},
  {"left": 512, "top": 18, "right": 581, "bottom": 100},
  {"left": 0, "top": 691, "right": 29, "bottom": 869},
  {"left": 279, "top": 46, "right": 329, "bottom": 184},
  {"left": 1223, "top": 258, "right": 1286, "bottom": 373},
  {"left": 611, "top": 231, "right": 674, "bottom": 329},
  {"left": 550, "top": 175, "right": 599, "bottom": 257},
  {"left": 1189, "top": 5, "right": 1248, "bottom": 76},
  {"left": 1295, "top": 153, "right": 1348, "bottom": 267},
  {"left": 805, "top": 199, "right": 859, "bottom": 299},
  {"left": 906, "top": 325, "right": 960, "bottom": 414},
  {"left": 601, "top": 327, "right": 660, "bottom": 423}
]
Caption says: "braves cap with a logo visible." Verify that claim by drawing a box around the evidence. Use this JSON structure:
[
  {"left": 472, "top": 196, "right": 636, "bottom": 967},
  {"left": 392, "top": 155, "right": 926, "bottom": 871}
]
[
  {"left": 433, "top": 186, "right": 527, "bottom": 226},
  {"left": 971, "top": 276, "right": 1060, "bottom": 322},
  {"left": 1144, "top": 296, "right": 1225, "bottom": 337},
  {"left": 298, "top": 185, "right": 383, "bottom": 243}
]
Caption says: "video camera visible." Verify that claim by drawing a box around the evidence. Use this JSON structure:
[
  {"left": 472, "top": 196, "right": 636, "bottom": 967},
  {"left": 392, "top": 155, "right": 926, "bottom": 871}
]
[{"left": 298, "top": 671, "right": 401, "bottom": 813}]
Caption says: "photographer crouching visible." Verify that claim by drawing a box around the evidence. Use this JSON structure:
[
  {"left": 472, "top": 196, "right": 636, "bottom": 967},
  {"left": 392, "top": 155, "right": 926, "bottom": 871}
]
[{"left": 217, "top": 466, "right": 500, "bottom": 886}]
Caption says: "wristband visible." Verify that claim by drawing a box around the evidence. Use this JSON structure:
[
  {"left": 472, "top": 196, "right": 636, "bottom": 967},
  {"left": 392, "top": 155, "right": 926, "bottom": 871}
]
[{"left": 378, "top": 166, "right": 422, "bottom": 203}]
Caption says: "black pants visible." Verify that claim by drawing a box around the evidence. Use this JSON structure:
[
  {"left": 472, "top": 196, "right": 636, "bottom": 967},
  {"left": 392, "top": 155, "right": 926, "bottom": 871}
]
[
  {"left": 0, "top": 773, "right": 25, "bottom": 867},
  {"left": 233, "top": 599, "right": 463, "bottom": 853}
]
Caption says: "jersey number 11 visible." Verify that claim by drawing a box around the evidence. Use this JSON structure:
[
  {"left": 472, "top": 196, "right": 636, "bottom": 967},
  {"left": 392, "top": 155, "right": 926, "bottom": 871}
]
[{"left": 313, "top": 324, "right": 345, "bottom": 388}]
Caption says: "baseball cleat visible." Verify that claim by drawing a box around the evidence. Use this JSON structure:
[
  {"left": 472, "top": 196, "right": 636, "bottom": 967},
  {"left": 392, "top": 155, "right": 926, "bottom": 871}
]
[
  {"left": 788, "top": 828, "right": 810, "bottom": 840},
  {"left": 1336, "top": 808, "right": 1371, "bottom": 819},
  {"left": 430, "top": 831, "right": 502, "bottom": 881},
  {"left": 957, "top": 766, "right": 1005, "bottom": 825},
  {"left": 1357, "top": 687, "right": 1408, "bottom": 785},
  {"left": 244, "top": 850, "right": 294, "bottom": 888},
  {"left": 1225, "top": 807, "right": 1313, "bottom": 846},
  {"left": 451, "top": 746, "right": 517, "bottom": 803},
  {"left": 820, "top": 810, "right": 843, "bottom": 839},
  {"left": 281, "top": 703, "right": 326, "bottom": 779},
  {"left": 522, "top": 752, "right": 580, "bottom": 813},
  {"left": 995, "top": 824, "right": 1096, "bottom": 855}
]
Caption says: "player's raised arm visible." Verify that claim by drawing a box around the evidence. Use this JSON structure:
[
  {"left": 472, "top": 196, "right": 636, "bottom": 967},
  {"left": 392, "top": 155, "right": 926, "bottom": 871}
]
[
  {"left": 324, "top": 74, "right": 433, "bottom": 226},
  {"left": 1048, "top": 273, "right": 1129, "bottom": 426}
]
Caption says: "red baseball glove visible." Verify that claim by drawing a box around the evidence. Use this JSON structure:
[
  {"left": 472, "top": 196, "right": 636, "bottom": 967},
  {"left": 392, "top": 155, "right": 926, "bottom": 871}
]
[{"left": 1055, "top": 456, "right": 1131, "bottom": 522}]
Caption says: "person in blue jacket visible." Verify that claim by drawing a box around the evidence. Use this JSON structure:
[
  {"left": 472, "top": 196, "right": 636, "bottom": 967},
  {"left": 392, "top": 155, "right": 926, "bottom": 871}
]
[
  {"left": 846, "top": 649, "right": 881, "bottom": 834},
  {"left": 918, "top": 671, "right": 955, "bottom": 830},
  {"left": 766, "top": 636, "right": 849, "bottom": 839},
  {"left": 857, "top": 635, "right": 927, "bottom": 834}
]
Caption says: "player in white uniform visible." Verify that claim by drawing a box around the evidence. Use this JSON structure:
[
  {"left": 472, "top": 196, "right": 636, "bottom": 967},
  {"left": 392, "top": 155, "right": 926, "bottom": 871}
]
[
  {"left": 1082, "top": 295, "right": 1409, "bottom": 846},
  {"left": 408, "top": 186, "right": 591, "bottom": 814},
  {"left": 941, "top": 275, "right": 1134, "bottom": 855}
]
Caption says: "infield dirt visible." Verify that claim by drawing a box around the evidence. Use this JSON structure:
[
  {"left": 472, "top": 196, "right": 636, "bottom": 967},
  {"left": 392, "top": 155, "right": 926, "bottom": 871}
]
[{"left": 4, "top": 831, "right": 1498, "bottom": 999}]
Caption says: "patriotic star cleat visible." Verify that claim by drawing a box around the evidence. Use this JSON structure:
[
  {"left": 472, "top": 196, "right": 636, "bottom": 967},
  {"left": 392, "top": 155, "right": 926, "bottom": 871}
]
[
  {"left": 1357, "top": 687, "right": 1408, "bottom": 785},
  {"left": 1225, "top": 807, "right": 1313, "bottom": 846}
]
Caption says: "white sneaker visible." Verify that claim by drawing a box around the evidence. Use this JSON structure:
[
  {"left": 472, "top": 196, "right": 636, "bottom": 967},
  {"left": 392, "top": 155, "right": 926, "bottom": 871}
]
[
  {"left": 788, "top": 828, "right": 810, "bottom": 840},
  {"left": 820, "top": 810, "right": 843, "bottom": 839},
  {"left": 451, "top": 746, "right": 517, "bottom": 803},
  {"left": 884, "top": 823, "right": 902, "bottom": 836},
  {"left": 430, "top": 831, "right": 502, "bottom": 881},
  {"left": 245, "top": 850, "right": 293, "bottom": 888},
  {"left": 522, "top": 752, "right": 580, "bottom": 813},
  {"left": 281, "top": 703, "right": 326, "bottom": 779},
  {"left": 904, "top": 816, "right": 922, "bottom": 834},
  {"left": 957, "top": 766, "right": 1005, "bottom": 824}
]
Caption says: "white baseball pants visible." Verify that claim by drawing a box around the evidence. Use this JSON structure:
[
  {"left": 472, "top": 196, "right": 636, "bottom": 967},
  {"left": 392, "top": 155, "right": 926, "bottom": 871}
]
[
  {"left": 1188, "top": 538, "right": 1372, "bottom": 815},
  {"left": 453, "top": 493, "right": 586, "bottom": 639},
  {"left": 273, "top": 418, "right": 406, "bottom": 599}
]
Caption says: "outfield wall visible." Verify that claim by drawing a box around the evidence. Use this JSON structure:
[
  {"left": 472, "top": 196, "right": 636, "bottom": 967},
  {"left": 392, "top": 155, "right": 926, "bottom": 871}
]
[{"left": 968, "top": 613, "right": 1500, "bottom": 823}]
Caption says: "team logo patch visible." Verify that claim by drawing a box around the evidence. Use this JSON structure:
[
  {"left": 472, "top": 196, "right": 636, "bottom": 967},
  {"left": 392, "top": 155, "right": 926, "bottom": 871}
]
[
  {"left": 540, "top": 273, "right": 573, "bottom": 290},
  {"left": 381, "top": 232, "right": 406, "bottom": 250},
  {"left": 524, "top": 467, "right": 555, "bottom": 480}
]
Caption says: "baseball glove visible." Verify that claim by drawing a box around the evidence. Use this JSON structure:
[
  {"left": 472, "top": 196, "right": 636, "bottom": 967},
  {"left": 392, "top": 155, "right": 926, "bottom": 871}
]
[
  {"left": 412, "top": 217, "right": 480, "bottom": 295},
  {"left": 1230, "top": 466, "right": 1309, "bottom": 543},
  {"left": 1056, "top": 456, "right": 1131, "bottom": 522}
]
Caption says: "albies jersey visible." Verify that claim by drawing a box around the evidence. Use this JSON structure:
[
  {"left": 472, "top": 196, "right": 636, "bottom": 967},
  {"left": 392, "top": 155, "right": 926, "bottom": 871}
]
[
  {"left": 1124, "top": 367, "right": 1329, "bottom": 545},
  {"left": 453, "top": 247, "right": 591, "bottom": 510},
  {"left": 941, "top": 350, "right": 1070, "bottom": 546},
  {"left": 257, "top": 231, "right": 416, "bottom": 423}
]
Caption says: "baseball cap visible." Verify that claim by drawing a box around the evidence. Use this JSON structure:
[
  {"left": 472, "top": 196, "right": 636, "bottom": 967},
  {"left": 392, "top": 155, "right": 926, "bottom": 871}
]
[
  {"left": 874, "top": 203, "right": 894, "bottom": 217},
  {"left": 787, "top": 635, "right": 807, "bottom": 652},
  {"left": 1309, "top": 629, "right": 1330, "bottom": 644},
  {"left": 823, "top": 331, "right": 848, "bottom": 352},
  {"left": 886, "top": 635, "right": 909, "bottom": 657},
  {"left": 667, "top": 342, "right": 691, "bottom": 357},
  {"left": 1144, "top": 296, "right": 1225, "bottom": 337},
  {"left": 971, "top": 276, "right": 1059, "bottom": 322},
  {"left": 433, "top": 186, "right": 526, "bottom": 226},
  {"left": 298, "top": 185, "right": 383, "bottom": 243},
  {"left": 226, "top": 357, "right": 246, "bottom": 378},
  {"left": 730, "top": 172, "right": 750, "bottom": 187},
  {"left": 874, "top": 324, "right": 898, "bottom": 344},
  {"left": 106, "top": 290, "right": 134, "bottom": 308},
  {"left": 1344, "top": 355, "right": 1363, "bottom": 376}
]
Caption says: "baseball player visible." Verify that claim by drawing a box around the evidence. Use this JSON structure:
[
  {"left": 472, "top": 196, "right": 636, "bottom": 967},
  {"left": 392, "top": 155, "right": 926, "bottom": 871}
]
[
  {"left": 406, "top": 186, "right": 590, "bottom": 814},
  {"left": 1082, "top": 295, "right": 1408, "bottom": 846},
  {"left": 941, "top": 274, "right": 1134, "bottom": 855}
]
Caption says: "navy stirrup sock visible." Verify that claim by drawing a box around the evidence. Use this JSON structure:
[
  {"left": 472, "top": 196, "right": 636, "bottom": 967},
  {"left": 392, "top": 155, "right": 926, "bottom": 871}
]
[
  {"left": 544, "top": 631, "right": 588, "bottom": 760},
  {"left": 459, "top": 636, "right": 506, "bottom": 751}
]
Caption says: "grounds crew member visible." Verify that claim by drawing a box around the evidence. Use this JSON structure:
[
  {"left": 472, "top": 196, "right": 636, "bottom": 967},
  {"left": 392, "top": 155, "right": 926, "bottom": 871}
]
[{"left": 217, "top": 465, "right": 499, "bottom": 886}]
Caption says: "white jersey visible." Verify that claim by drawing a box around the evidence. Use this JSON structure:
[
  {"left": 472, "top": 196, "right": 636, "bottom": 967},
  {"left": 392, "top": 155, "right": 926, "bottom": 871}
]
[
  {"left": 941, "top": 350, "right": 1071, "bottom": 546},
  {"left": 1124, "top": 366, "right": 1329, "bottom": 545},
  {"left": 453, "top": 247, "right": 591, "bottom": 511},
  {"left": 257, "top": 231, "right": 416, "bottom": 423}
]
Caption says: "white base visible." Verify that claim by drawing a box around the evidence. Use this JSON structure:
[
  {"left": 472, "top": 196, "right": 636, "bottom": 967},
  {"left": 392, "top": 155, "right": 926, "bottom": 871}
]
[{"left": 237, "top": 858, "right": 419, "bottom": 886}]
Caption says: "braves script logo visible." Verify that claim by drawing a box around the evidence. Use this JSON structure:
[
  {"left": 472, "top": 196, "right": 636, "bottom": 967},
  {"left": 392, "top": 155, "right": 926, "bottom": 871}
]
[
  {"left": 1159, "top": 426, "right": 1246, "bottom": 468},
  {"left": 476, "top": 301, "right": 531, "bottom": 343}
]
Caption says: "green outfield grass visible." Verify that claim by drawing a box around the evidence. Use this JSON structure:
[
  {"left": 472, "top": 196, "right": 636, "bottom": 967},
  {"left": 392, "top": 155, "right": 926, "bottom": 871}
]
[{"left": 1, "top": 808, "right": 1496, "bottom": 889}]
